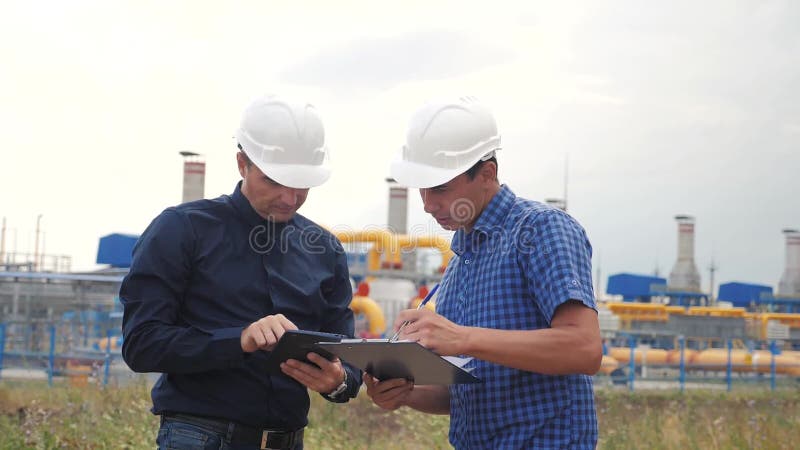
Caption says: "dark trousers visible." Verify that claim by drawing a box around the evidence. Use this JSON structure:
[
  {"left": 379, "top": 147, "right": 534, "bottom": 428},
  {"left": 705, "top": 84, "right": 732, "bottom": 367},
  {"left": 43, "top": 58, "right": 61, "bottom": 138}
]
[{"left": 158, "top": 414, "right": 303, "bottom": 450}]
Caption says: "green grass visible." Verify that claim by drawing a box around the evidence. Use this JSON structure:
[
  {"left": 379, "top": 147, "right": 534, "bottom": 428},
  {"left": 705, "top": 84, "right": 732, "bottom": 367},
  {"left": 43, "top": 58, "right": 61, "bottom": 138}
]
[
  {"left": 1, "top": 380, "right": 798, "bottom": 449},
  {"left": 595, "top": 389, "right": 800, "bottom": 450}
]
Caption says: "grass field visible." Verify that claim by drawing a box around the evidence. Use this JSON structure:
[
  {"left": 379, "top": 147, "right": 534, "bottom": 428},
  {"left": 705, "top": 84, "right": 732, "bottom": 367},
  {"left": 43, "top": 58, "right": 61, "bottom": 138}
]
[{"left": 1, "top": 379, "right": 798, "bottom": 449}]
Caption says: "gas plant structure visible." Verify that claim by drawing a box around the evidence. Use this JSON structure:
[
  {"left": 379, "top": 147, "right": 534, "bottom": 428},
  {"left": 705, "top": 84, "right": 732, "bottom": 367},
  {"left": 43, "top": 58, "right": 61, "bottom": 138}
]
[
  {"left": 599, "top": 218, "right": 800, "bottom": 380},
  {"left": 1, "top": 159, "right": 799, "bottom": 386}
]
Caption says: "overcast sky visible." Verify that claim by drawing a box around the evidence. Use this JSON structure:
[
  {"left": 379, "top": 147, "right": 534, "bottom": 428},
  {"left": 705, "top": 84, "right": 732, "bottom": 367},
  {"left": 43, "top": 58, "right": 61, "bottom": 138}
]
[{"left": 1, "top": 0, "right": 798, "bottom": 294}]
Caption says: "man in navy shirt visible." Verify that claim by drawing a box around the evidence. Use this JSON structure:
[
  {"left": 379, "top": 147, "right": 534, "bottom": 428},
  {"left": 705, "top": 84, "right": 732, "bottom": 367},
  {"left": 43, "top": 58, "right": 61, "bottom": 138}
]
[
  {"left": 365, "top": 97, "right": 602, "bottom": 449},
  {"left": 121, "top": 95, "right": 360, "bottom": 450}
]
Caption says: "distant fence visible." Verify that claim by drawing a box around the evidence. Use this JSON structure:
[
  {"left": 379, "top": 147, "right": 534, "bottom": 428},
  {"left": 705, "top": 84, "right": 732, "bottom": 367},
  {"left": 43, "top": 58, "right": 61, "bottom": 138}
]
[
  {"left": 0, "top": 321, "right": 140, "bottom": 387},
  {"left": 2, "top": 323, "right": 799, "bottom": 391},
  {"left": 595, "top": 334, "right": 800, "bottom": 392}
]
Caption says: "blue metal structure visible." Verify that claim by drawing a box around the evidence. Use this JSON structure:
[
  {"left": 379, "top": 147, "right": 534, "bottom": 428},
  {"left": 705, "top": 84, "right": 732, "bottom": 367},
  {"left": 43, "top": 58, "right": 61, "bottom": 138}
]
[
  {"left": 96, "top": 233, "right": 139, "bottom": 267},
  {"left": 606, "top": 273, "right": 667, "bottom": 302},
  {"left": 758, "top": 295, "right": 800, "bottom": 313},
  {"left": 718, "top": 282, "right": 773, "bottom": 308}
]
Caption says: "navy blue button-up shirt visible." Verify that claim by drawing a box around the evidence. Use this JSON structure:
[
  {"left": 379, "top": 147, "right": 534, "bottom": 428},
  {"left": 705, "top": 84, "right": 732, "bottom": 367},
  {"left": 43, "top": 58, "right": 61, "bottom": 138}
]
[{"left": 120, "top": 182, "right": 359, "bottom": 429}]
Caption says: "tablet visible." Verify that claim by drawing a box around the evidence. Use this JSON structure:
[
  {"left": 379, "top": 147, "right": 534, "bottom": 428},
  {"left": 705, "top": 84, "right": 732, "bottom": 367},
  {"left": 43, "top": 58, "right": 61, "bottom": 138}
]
[{"left": 264, "top": 329, "right": 345, "bottom": 375}]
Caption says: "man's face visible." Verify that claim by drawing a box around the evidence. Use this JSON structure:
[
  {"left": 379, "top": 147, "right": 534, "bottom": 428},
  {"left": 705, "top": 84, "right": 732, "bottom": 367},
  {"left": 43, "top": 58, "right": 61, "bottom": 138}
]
[
  {"left": 419, "top": 172, "right": 488, "bottom": 231},
  {"left": 238, "top": 153, "right": 309, "bottom": 222}
]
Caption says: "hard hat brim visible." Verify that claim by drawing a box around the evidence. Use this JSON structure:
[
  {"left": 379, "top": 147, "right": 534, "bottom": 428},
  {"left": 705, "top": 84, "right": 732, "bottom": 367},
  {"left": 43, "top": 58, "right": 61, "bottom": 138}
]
[
  {"left": 390, "top": 146, "right": 498, "bottom": 189},
  {"left": 237, "top": 133, "right": 331, "bottom": 188},
  {"left": 391, "top": 157, "right": 474, "bottom": 189},
  {"left": 258, "top": 162, "right": 331, "bottom": 189}
]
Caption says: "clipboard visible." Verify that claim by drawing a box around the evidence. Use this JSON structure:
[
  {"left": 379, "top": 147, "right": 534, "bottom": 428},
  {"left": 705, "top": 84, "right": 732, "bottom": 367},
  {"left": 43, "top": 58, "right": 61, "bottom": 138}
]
[
  {"left": 264, "top": 330, "right": 345, "bottom": 375},
  {"left": 317, "top": 340, "right": 480, "bottom": 385}
]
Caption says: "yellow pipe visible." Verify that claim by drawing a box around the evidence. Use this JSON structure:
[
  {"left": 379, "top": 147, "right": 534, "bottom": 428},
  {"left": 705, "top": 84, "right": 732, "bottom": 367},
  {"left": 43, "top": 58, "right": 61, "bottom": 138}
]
[
  {"left": 690, "top": 349, "right": 800, "bottom": 375},
  {"left": 608, "top": 347, "right": 669, "bottom": 365},
  {"left": 665, "top": 306, "right": 687, "bottom": 315},
  {"left": 335, "top": 230, "right": 454, "bottom": 272},
  {"left": 666, "top": 348, "right": 699, "bottom": 364},
  {"left": 409, "top": 295, "right": 436, "bottom": 311},
  {"left": 335, "top": 230, "right": 397, "bottom": 271},
  {"left": 349, "top": 295, "right": 386, "bottom": 336},
  {"left": 597, "top": 355, "right": 619, "bottom": 375},
  {"left": 687, "top": 306, "right": 747, "bottom": 317},
  {"left": 394, "top": 235, "right": 454, "bottom": 272},
  {"left": 367, "top": 247, "right": 382, "bottom": 272}
]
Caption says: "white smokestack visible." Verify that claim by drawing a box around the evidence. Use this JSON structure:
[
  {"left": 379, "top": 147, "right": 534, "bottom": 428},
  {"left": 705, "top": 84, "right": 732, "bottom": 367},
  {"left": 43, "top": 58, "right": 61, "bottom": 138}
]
[
  {"left": 386, "top": 178, "right": 408, "bottom": 234},
  {"left": 180, "top": 151, "right": 205, "bottom": 203},
  {"left": 668, "top": 215, "right": 701, "bottom": 292},
  {"left": 778, "top": 229, "right": 800, "bottom": 297},
  {"left": 387, "top": 178, "right": 411, "bottom": 270}
]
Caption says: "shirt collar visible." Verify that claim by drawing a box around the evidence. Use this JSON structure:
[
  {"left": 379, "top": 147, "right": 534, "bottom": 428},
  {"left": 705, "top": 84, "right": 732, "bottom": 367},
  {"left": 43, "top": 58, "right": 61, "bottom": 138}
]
[
  {"left": 230, "top": 180, "right": 292, "bottom": 230},
  {"left": 450, "top": 184, "right": 516, "bottom": 255}
]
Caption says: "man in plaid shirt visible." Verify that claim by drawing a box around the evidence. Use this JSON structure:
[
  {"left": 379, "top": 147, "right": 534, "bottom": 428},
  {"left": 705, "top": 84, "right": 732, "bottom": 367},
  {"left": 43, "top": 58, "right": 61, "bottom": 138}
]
[{"left": 366, "top": 97, "right": 602, "bottom": 449}]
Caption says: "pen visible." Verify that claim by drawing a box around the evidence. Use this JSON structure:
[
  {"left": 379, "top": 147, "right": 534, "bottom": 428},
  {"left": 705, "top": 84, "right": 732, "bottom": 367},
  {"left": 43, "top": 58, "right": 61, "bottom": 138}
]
[{"left": 389, "top": 283, "right": 440, "bottom": 342}]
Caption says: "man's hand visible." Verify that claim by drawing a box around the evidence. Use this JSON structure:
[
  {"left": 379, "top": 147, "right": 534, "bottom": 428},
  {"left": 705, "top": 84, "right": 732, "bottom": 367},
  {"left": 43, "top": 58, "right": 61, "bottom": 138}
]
[
  {"left": 395, "top": 309, "right": 467, "bottom": 356},
  {"left": 364, "top": 373, "right": 414, "bottom": 410},
  {"left": 281, "top": 352, "right": 346, "bottom": 394},
  {"left": 240, "top": 313, "right": 297, "bottom": 353}
]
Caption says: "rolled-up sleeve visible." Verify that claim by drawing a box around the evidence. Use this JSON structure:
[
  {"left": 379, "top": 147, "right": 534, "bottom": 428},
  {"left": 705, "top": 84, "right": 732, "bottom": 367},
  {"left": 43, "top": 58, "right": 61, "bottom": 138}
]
[{"left": 519, "top": 210, "right": 596, "bottom": 324}]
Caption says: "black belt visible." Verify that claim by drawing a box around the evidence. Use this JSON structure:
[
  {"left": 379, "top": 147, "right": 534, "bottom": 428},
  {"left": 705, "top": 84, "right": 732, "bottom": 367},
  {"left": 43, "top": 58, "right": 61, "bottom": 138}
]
[{"left": 162, "top": 413, "right": 303, "bottom": 449}]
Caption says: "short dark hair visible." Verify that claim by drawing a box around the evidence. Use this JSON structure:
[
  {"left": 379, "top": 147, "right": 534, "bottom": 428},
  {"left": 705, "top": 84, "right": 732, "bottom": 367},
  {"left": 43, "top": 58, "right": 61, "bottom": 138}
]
[
  {"left": 465, "top": 156, "right": 498, "bottom": 180},
  {"left": 237, "top": 144, "right": 253, "bottom": 167}
]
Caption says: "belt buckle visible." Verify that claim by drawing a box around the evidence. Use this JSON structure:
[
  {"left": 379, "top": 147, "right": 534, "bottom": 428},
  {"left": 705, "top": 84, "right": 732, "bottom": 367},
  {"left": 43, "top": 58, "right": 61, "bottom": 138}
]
[{"left": 260, "top": 430, "right": 290, "bottom": 450}]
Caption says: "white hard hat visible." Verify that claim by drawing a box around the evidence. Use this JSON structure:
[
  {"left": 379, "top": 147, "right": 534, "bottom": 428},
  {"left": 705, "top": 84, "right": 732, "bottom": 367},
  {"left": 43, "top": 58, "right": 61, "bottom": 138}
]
[
  {"left": 391, "top": 96, "right": 501, "bottom": 188},
  {"left": 235, "top": 95, "right": 331, "bottom": 189}
]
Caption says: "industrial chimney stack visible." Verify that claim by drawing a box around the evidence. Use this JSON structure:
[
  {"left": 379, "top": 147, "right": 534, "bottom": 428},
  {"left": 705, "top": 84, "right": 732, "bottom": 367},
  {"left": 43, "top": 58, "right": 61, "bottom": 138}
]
[
  {"left": 386, "top": 178, "right": 412, "bottom": 270},
  {"left": 778, "top": 229, "right": 800, "bottom": 297},
  {"left": 180, "top": 151, "right": 205, "bottom": 203},
  {"left": 668, "top": 215, "right": 701, "bottom": 292},
  {"left": 386, "top": 178, "right": 408, "bottom": 235}
]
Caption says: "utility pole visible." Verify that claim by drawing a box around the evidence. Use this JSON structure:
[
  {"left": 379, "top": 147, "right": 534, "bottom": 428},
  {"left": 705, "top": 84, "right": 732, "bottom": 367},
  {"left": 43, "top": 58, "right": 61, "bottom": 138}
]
[
  {"left": 708, "top": 258, "right": 718, "bottom": 305},
  {"left": 0, "top": 216, "right": 6, "bottom": 267},
  {"left": 34, "top": 214, "right": 42, "bottom": 271}
]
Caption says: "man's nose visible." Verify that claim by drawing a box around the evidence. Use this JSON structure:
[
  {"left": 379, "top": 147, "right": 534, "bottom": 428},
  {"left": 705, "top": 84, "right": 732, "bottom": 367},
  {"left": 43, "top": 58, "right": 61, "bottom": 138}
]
[
  {"left": 421, "top": 189, "right": 437, "bottom": 214},
  {"left": 280, "top": 188, "right": 299, "bottom": 205}
]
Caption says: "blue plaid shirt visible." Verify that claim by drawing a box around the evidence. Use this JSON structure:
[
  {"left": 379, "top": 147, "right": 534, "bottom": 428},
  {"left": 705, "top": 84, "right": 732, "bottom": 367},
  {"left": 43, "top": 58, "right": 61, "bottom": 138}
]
[{"left": 436, "top": 185, "right": 598, "bottom": 449}]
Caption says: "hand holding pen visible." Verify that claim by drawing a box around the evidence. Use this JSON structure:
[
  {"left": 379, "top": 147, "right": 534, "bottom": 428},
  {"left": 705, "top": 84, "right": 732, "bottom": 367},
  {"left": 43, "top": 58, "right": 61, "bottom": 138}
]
[{"left": 389, "top": 283, "right": 440, "bottom": 342}]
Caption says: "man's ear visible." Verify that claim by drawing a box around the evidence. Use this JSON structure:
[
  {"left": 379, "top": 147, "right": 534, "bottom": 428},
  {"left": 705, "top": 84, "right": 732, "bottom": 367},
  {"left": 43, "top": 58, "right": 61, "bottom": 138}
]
[
  {"left": 480, "top": 160, "right": 498, "bottom": 183},
  {"left": 236, "top": 152, "right": 248, "bottom": 178}
]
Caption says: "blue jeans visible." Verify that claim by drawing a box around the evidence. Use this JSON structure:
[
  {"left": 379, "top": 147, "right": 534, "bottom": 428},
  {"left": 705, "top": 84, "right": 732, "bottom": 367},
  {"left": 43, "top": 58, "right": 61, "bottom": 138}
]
[{"left": 157, "top": 417, "right": 303, "bottom": 450}]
